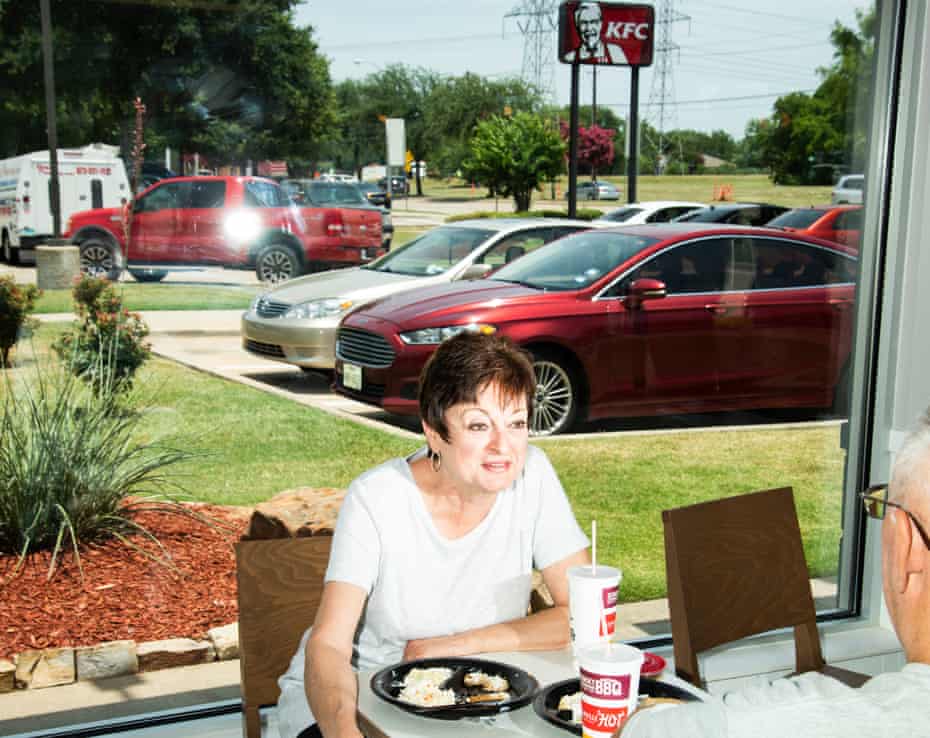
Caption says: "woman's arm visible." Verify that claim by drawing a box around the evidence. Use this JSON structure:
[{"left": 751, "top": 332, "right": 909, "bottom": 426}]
[
  {"left": 306, "top": 581, "right": 368, "bottom": 738},
  {"left": 404, "top": 547, "right": 591, "bottom": 660}
]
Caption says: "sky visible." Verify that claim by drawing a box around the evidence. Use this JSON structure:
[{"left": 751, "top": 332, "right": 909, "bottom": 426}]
[{"left": 297, "top": 0, "right": 866, "bottom": 140}]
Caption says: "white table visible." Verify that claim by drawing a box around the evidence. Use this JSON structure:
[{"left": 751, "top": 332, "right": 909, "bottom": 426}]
[{"left": 355, "top": 647, "right": 706, "bottom": 738}]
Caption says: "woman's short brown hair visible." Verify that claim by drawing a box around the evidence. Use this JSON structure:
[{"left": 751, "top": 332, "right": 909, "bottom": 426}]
[{"left": 418, "top": 332, "right": 535, "bottom": 442}]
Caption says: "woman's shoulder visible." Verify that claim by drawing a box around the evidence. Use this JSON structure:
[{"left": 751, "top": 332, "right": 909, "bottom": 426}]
[{"left": 347, "top": 450, "right": 423, "bottom": 505}]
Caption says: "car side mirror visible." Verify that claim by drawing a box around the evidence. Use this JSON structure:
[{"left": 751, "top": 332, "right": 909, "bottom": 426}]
[
  {"left": 624, "top": 278, "right": 667, "bottom": 309},
  {"left": 460, "top": 263, "right": 493, "bottom": 280}
]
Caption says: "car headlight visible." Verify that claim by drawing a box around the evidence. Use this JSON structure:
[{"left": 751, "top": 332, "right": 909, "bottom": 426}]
[
  {"left": 283, "top": 299, "right": 354, "bottom": 320},
  {"left": 249, "top": 294, "right": 265, "bottom": 312},
  {"left": 399, "top": 323, "right": 496, "bottom": 345}
]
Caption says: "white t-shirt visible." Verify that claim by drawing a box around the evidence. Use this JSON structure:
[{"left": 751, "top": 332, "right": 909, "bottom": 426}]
[
  {"left": 277, "top": 445, "right": 588, "bottom": 738},
  {"left": 621, "top": 663, "right": 930, "bottom": 738}
]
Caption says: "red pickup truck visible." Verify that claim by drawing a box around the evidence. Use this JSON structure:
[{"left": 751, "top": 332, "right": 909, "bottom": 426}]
[{"left": 65, "top": 175, "right": 385, "bottom": 283}]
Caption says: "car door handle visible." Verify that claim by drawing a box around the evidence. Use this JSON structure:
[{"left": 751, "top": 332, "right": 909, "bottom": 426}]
[
  {"left": 828, "top": 298, "right": 854, "bottom": 311},
  {"left": 704, "top": 304, "right": 729, "bottom": 314}
]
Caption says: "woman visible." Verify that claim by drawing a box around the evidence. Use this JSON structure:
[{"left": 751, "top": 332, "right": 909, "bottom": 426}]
[{"left": 277, "top": 332, "right": 590, "bottom": 738}]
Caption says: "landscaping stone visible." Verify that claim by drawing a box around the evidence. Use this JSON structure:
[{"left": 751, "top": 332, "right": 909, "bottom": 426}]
[
  {"left": 207, "top": 623, "right": 239, "bottom": 660},
  {"left": 76, "top": 640, "right": 138, "bottom": 681},
  {"left": 137, "top": 638, "right": 215, "bottom": 671},
  {"left": 15, "top": 648, "right": 75, "bottom": 689},
  {"left": 0, "top": 659, "right": 15, "bottom": 693},
  {"left": 245, "top": 487, "right": 346, "bottom": 539}
]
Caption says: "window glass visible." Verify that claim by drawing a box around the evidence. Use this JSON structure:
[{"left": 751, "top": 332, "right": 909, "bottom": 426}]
[
  {"left": 368, "top": 226, "right": 494, "bottom": 275},
  {"left": 751, "top": 238, "right": 857, "bottom": 289},
  {"left": 833, "top": 209, "right": 863, "bottom": 230},
  {"left": 479, "top": 229, "right": 549, "bottom": 268},
  {"left": 244, "top": 180, "right": 281, "bottom": 208},
  {"left": 90, "top": 179, "right": 103, "bottom": 209},
  {"left": 188, "top": 180, "right": 226, "bottom": 209},
  {"left": 135, "top": 181, "right": 185, "bottom": 213},
  {"left": 768, "top": 209, "right": 824, "bottom": 229},
  {"left": 619, "top": 238, "right": 730, "bottom": 294}
]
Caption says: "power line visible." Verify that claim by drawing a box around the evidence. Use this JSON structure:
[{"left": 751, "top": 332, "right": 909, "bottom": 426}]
[
  {"left": 601, "top": 89, "right": 816, "bottom": 109},
  {"left": 686, "top": 0, "right": 834, "bottom": 26},
  {"left": 504, "top": 0, "right": 559, "bottom": 103}
]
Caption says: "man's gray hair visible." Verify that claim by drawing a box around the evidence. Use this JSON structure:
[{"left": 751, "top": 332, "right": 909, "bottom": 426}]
[
  {"left": 891, "top": 408, "right": 930, "bottom": 504},
  {"left": 575, "top": 1, "right": 602, "bottom": 21}
]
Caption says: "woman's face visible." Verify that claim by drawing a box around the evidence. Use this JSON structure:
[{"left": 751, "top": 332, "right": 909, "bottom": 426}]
[{"left": 425, "top": 382, "right": 530, "bottom": 495}]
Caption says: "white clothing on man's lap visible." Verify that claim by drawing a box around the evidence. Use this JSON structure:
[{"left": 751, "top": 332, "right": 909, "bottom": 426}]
[
  {"left": 276, "top": 444, "right": 588, "bottom": 738},
  {"left": 621, "top": 663, "right": 930, "bottom": 738}
]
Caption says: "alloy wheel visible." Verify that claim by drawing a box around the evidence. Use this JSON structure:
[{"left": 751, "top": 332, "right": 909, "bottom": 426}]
[{"left": 531, "top": 359, "right": 575, "bottom": 436}]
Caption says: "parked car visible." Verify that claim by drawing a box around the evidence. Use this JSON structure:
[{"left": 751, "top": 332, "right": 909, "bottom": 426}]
[
  {"left": 766, "top": 205, "right": 862, "bottom": 250},
  {"left": 572, "top": 179, "right": 621, "bottom": 201},
  {"left": 318, "top": 172, "right": 357, "bottom": 183},
  {"left": 241, "top": 218, "right": 596, "bottom": 371},
  {"left": 356, "top": 181, "right": 388, "bottom": 207},
  {"left": 831, "top": 174, "right": 865, "bottom": 204},
  {"left": 65, "top": 175, "right": 385, "bottom": 283},
  {"left": 673, "top": 202, "right": 789, "bottom": 226},
  {"left": 378, "top": 175, "right": 409, "bottom": 196},
  {"left": 598, "top": 201, "right": 705, "bottom": 224},
  {"left": 334, "top": 223, "right": 857, "bottom": 435},
  {"left": 286, "top": 179, "right": 393, "bottom": 249}
]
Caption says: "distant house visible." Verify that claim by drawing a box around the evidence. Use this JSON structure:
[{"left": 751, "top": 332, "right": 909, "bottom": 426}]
[{"left": 701, "top": 154, "right": 731, "bottom": 169}]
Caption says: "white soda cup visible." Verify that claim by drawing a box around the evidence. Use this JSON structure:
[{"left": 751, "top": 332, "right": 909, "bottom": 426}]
[
  {"left": 577, "top": 641, "right": 644, "bottom": 738},
  {"left": 568, "top": 565, "right": 621, "bottom": 651}
]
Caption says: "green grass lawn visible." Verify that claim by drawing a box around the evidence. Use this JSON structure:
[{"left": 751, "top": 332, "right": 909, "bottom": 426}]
[
  {"left": 35, "top": 283, "right": 262, "bottom": 314},
  {"left": 408, "top": 174, "right": 833, "bottom": 211},
  {"left": 7, "top": 326, "right": 846, "bottom": 603}
]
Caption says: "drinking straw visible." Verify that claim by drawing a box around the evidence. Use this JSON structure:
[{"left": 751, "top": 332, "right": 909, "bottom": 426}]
[{"left": 592, "top": 519, "right": 597, "bottom": 575}]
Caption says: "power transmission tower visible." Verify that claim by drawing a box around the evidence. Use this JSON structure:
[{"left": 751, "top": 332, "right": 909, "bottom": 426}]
[
  {"left": 645, "top": 0, "right": 690, "bottom": 172},
  {"left": 505, "top": 0, "right": 559, "bottom": 104}
]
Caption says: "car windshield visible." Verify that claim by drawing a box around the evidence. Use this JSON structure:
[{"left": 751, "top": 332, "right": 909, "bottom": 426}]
[
  {"left": 767, "top": 209, "right": 824, "bottom": 228},
  {"left": 602, "top": 207, "right": 643, "bottom": 222},
  {"left": 365, "top": 226, "right": 495, "bottom": 276},
  {"left": 489, "top": 231, "right": 659, "bottom": 291},
  {"left": 304, "top": 182, "right": 367, "bottom": 205}
]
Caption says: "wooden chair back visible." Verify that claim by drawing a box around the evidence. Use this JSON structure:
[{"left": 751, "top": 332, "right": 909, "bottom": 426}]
[
  {"left": 236, "top": 535, "right": 332, "bottom": 738},
  {"left": 662, "top": 486, "right": 826, "bottom": 688}
]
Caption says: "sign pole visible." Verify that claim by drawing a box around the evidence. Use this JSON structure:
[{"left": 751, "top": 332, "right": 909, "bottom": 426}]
[
  {"left": 39, "top": 0, "right": 61, "bottom": 239},
  {"left": 627, "top": 65, "right": 639, "bottom": 204},
  {"left": 568, "top": 62, "right": 580, "bottom": 219}
]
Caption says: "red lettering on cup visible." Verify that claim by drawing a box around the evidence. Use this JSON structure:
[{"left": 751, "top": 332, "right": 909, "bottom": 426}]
[
  {"left": 580, "top": 668, "right": 631, "bottom": 699},
  {"left": 602, "top": 585, "right": 618, "bottom": 609},
  {"left": 598, "top": 610, "right": 617, "bottom": 636},
  {"left": 582, "top": 702, "right": 629, "bottom": 733}
]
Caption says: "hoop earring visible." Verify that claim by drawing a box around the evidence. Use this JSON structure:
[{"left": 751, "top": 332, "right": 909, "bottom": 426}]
[{"left": 430, "top": 449, "right": 442, "bottom": 473}]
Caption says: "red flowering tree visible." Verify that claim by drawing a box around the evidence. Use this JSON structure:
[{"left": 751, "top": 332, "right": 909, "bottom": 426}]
[{"left": 560, "top": 121, "right": 616, "bottom": 179}]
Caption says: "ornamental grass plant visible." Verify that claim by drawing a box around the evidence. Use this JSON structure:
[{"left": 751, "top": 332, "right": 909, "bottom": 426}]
[{"left": 0, "top": 357, "right": 202, "bottom": 579}]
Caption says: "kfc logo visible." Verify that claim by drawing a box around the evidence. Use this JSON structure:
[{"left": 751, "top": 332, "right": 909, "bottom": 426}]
[{"left": 559, "top": 2, "right": 655, "bottom": 67}]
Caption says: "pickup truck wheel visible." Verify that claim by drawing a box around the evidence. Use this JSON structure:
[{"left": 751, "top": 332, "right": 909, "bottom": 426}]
[
  {"left": 256, "top": 244, "right": 299, "bottom": 284},
  {"left": 79, "top": 237, "right": 123, "bottom": 281}
]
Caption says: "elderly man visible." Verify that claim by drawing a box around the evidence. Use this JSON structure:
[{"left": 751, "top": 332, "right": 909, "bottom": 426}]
[
  {"left": 564, "top": 2, "right": 628, "bottom": 64},
  {"left": 620, "top": 410, "right": 930, "bottom": 737}
]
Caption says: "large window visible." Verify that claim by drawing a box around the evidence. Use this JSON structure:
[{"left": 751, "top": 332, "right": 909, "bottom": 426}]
[{"left": 0, "top": 0, "right": 908, "bottom": 735}]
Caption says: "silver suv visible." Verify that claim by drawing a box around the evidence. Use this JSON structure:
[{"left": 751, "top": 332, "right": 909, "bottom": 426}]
[{"left": 832, "top": 174, "right": 864, "bottom": 204}]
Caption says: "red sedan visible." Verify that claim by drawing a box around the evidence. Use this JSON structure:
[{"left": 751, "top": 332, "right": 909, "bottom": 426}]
[
  {"left": 767, "top": 205, "right": 862, "bottom": 250},
  {"left": 334, "top": 224, "right": 858, "bottom": 435}
]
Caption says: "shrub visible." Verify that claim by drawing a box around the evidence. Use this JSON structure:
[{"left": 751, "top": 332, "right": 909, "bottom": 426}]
[
  {"left": 52, "top": 276, "right": 151, "bottom": 396},
  {"left": 0, "top": 276, "right": 41, "bottom": 367},
  {"left": 0, "top": 361, "right": 201, "bottom": 577}
]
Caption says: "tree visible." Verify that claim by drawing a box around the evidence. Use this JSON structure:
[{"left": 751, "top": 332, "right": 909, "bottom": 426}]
[
  {"left": 0, "top": 1, "right": 335, "bottom": 166},
  {"left": 462, "top": 112, "right": 565, "bottom": 212},
  {"left": 559, "top": 121, "right": 616, "bottom": 178}
]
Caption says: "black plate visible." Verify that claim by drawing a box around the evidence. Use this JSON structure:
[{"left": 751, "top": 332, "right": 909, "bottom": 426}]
[
  {"left": 533, "top": 677, "right": 702, "bottom": 735},
  {"left": 370, "top": 657, "right": 539, "bottom": 720}
]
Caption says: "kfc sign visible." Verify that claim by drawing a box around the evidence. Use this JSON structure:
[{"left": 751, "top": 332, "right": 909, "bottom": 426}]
[{"left": 559, "top": 2, "right": 655, "bottom": 67}]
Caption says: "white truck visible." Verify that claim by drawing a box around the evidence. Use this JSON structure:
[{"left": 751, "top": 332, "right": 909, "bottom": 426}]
[{"left": 0, "top": 144, "right": 131, "bottom": 265}]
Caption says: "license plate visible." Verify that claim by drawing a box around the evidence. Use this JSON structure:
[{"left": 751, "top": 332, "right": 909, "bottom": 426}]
[{"left": 343, "top": 362, "right": 362, "bottom": 391}]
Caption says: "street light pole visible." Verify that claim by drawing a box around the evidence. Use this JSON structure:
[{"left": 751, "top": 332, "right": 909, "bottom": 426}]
[{"left": 39, "top": 0, "right": 61, "bottom": 238}]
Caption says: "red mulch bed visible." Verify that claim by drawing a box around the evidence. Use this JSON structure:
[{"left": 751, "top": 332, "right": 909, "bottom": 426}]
[{"left": 0, "top": 504, "right": 249, "bottom": 661}]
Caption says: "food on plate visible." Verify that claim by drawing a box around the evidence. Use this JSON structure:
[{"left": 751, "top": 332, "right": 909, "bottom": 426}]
[
  {"left": 467, "top": 691, "right": 510, "bottom": 703},
  {"left": 464, "top": 671, "right": 510, "bottom": 692},
  {"left": 557, "top": 690, "right": 583, "bottom": 724},
  {"left": 397, "top": 666, "right": 457, "bottom": 707}
]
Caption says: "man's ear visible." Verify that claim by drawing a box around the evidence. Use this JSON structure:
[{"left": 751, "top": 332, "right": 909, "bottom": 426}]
[{"left": 888, "top": 507, "right": 918, "bottom": 595}]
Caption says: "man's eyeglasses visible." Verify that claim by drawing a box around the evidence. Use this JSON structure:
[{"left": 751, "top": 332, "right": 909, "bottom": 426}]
[{"left": 859, "top": 483, "right": 930, "bottom": 550}]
